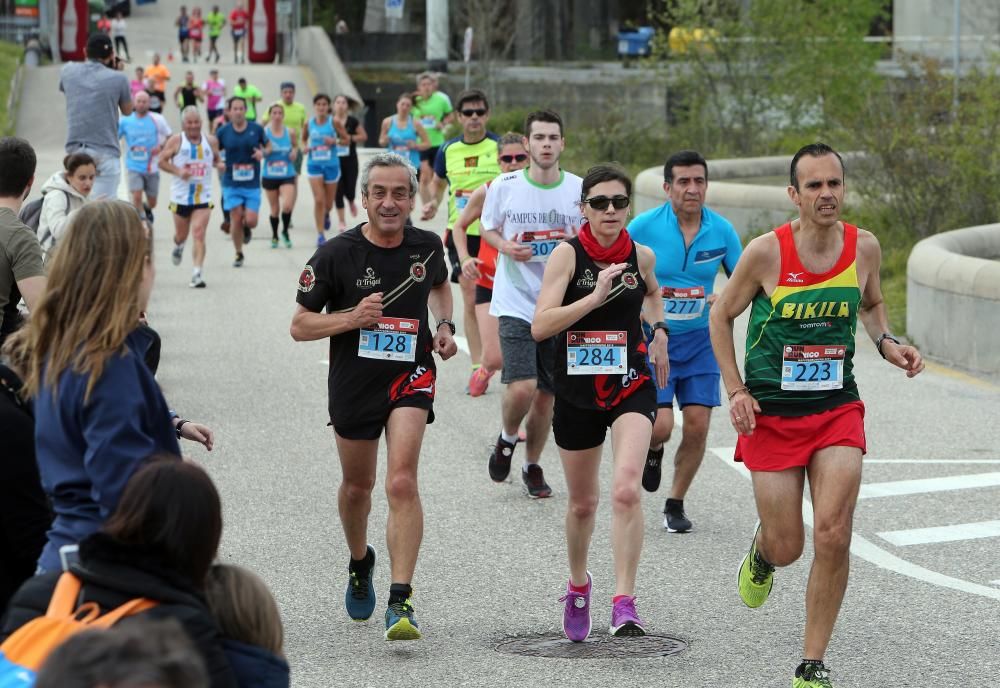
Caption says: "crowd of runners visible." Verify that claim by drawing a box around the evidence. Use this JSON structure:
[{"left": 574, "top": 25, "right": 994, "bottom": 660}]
[{"left": 0, "top": 20, "right": 928, "bottom": 688}]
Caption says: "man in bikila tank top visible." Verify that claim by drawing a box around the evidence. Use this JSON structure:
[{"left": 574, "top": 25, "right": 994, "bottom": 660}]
[{"left": 709, "top": 143, "right": 924, "bottom": 688}]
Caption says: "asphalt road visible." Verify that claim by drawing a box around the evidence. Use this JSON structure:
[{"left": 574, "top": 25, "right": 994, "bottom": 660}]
[{"left": 16, "top": 3, "right": 1000, "bottom": 683}]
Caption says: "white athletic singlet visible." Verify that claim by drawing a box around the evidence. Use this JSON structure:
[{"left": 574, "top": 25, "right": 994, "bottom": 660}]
[{"left": 169, "top": 133, "right": 215, "bottom": 206}]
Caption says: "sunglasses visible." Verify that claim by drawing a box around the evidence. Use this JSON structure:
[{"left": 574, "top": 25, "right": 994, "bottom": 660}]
[
  {"left": 583, "top": 195, "right": 630, "bottom": 210},
  {"left": 499, "top": 153, "right": 528, "bottom": 164},
  {"left": 460, "top": 108, "right": 488, "bottom": 117}
]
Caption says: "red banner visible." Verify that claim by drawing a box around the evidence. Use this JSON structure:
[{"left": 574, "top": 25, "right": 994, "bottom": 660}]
[
  {"left": 58, "top": 0, "right": 88, "bottom": 61},
  {"left": 247, "top": 0, "right": 276, "bottom": 63}
]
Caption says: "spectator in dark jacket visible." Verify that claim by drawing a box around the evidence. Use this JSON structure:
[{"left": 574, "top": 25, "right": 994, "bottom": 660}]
[
  {"left": 2, "top": 456, "right": 238, "bottom": 688},
  {"left": 205, "top": 565, "right": 290, "bottom": 688},
  {"left": 2, "top": 200, "right": 213, "bottom": 574}
]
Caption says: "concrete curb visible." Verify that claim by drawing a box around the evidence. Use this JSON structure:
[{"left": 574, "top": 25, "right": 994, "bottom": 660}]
[
  {"left": 907, "top": 223, "right": 1000, "bottom": 374},
  {"left": 296, "top": 26, "right": 363, "bottom": 108},
  {"left": 5, "top": 56, "right": 23, "bottom": 136}
]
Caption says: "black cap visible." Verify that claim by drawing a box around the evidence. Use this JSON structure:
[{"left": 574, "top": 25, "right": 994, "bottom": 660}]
[{"left": 86, "top": 32, "right": 113, "bottom": 60}]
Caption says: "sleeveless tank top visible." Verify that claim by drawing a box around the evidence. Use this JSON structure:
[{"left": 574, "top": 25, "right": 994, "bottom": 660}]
[
  {"left": 169, "top": 133, "right": 214, "bottom": 205},
  {"left": 744, "top": 222, "right": 863, "bottom": 416},
  {"left": 308, "top": 116, "right": 339, "bottom": 168},
  {"left": 262, "top": 126, "right": 294, "bottom": 179},
  {"left": 555, "top": 236, "right": 652, "bottom": 411},
  {"left": 387, "top": 115, "right": 420, "bottom": 168}
]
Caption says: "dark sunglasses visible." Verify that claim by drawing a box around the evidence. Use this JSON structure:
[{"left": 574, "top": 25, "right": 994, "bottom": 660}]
[
  {"left": 460, "top": 108, "right": 488, "bottom": 117},
  {"left": 583, "top": 195, "right": 630, "bottom": 210},
  {"left": 499, "top": 153, "right": 528, "bottom": 164}
]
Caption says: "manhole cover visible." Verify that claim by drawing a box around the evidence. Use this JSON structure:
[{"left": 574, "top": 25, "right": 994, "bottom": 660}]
[{"left": 495, "top": 633, "right": 687, "bottom": 659}]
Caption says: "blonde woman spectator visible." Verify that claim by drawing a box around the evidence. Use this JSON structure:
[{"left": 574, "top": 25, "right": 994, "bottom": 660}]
[{"left": 205, "top": 565, "right": 289, "bottom": 688}]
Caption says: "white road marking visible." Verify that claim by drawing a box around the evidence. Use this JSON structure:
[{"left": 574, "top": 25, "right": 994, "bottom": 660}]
[
  {"left": 991, "top": 580, "right": 1000, "bottom": 587},
  {"left": 865, "top": 459, "right": 1000, "bottom": 464},
  {"left": 709, "top": 448, "right": 1000, "bottom": 602},
  {"left": 877, "top": 521, "right": 1000, "bottom": 547},
  {"left": 858, "top": 472, "right": 1000, "bottom": 500}
]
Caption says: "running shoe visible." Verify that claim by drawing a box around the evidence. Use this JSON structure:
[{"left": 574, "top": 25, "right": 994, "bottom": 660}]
[
  {"left": 281, "top": 230, "right": 292, "bottom": 248},
  {"left": 738, "top": 523, "right": 775, "bottom": 608},
  {"left": 384, "top": 598, "right": 421, "bottom": 641},
  {"left": 232, "top": 252, "right": 244, "bottom": 268},
  {"left": 316, "top": 233, "right": 326, "bottom": 247},
  {"left": 220, "top": 219, "right": 230, "bottom": 234},
  {"left": 609, "top": 596, "right": 646, "bottom": 637},
  {"left": 189, "top": 274, "right": 206, "bottom": 288},
  {"left": 242, "top": 226, "right": 252, "bottom": 245},
  {"left": 271, "top": 237, "right": 279, "bottom": 249},
  {"left": 467, "top": 367, "right": 495, "bottom": 397},
  {"left": 522, "top": 464, "right": 552, "bottom": 499},
  {"left": 559, "top": 573, "right": 592, "bottom": 642},
  {"left": 793, "top": 661, "right": 834, "bottom": 688},
  {"left": 171, "top": 243, "right": 183, "bottom": 266},
  {"left": 324, "top": 213, "right": 331, "bottom": 230},
  {"left": 642, "top": 446, "right": 664, "bottom": 493},
  {"left": 663, "top": 498, "right": 692, "bottom": 533},
  {"left": 345, "top": 545, "right": 376, "bottom": 621},
  {"left": 488, "top": 434, "right": 517, "bottom": 482}
]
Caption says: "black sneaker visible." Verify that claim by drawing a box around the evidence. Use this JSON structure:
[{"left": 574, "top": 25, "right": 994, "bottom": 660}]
[
  {"left": 488, "top": 434, "right": 517, "bottom": 482},
  {"left": 232, "top": 252, "right": 244, "bottom": 268},
  {"left": 642, "top": 446, "right": 664, "bottom": 493},
  {"left": 522, "top": 464, "right": 552, "bottom": 499},
  {"left": 663, "top": 498, "right": 692, "bottom": 533},
  {"left": 242, "top": 226, "right": 252, "bottom": 245},
  {"left": 345, "top": 545, "right": 376, "bottom": 621}
]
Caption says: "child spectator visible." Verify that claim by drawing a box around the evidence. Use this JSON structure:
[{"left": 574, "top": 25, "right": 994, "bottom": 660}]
[{"left": 204, "top": 565, "right": 290, "bottom": 688}]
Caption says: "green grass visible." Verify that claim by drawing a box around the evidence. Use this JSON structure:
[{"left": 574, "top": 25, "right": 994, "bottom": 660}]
[{"left": 0, "top": 41, "right": 23, "bottom": 136}]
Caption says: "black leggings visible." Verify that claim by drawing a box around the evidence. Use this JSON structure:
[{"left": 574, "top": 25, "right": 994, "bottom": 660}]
[
  {"left": 114, "top": 36, "right": 129, "bottom": 60},
  {"left": 335, "top": 154, "right": 359, "bottom": 209}
]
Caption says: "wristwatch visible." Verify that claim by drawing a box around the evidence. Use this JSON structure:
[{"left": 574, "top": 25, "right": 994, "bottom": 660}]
[
  {"left": 174, "top": 419, "right": 188, "bottom": 439},
  {"left": 436, "top": 319, "right": 456, "bottom": 335},
  {"left": 876, "top": 333, "right": 900, "bottom": 359},
  {"left": 651, "top": 321, "right": 670, "bottom": 336}
]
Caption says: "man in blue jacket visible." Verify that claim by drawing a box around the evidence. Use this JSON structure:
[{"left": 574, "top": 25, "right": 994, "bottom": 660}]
[{"left": 628, "top": 150, "right": 743, "bottom": 533}]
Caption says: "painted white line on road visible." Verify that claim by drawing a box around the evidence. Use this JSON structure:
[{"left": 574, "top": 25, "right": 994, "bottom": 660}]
[
  {"left": 866, "top": 459, "right": 1000, "bottom": 464},
  {"left": 858, "top": 472, "right": 1000, "bottom": 500},
  {"left": 708, "top": 448, "right": 1000, "bottom": 602},
  {"left": 878, "top": 521, "right": 1000, "bottom": 547},
  {"left": 991, "top": 580, "right": 1000, "bottom": 587}
]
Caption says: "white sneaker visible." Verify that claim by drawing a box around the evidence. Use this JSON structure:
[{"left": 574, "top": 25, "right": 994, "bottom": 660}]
[
  {"left": 189, "top": 274, "right": 206, "bottom": 288},
  {"left": 171, "top": 243, "right": 184, "bottom": 266}
]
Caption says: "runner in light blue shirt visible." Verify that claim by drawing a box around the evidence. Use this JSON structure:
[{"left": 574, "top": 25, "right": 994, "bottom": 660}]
[
  {"left": 118, "top": 91, "right": 165, "bottom": 218},
  {"left": 627, "top": 150, "right": 742, "bottom": 533}
]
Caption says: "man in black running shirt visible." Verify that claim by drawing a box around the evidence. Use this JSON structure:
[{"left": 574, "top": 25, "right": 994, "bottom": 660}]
[{"left": 290, "top": 151, "right": 457, "bottom": 642}]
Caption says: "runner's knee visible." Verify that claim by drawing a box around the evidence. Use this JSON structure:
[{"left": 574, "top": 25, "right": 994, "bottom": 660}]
[
  {"left": 568, "top": 493, "right": 598, "bottom": 520},
  {"left": 385, "top": 471, "right": 418, "bottom": 504},
  {"left": 759, "top": 528, "right": 804, "bottom": 566},
  {"left": 812, "top": 518, "right": 852, "bottom": 559},
  {"left": 611, "top": 480, "right": 641, "bottom": 512},
  {"left": 341, "top": 476, "right": 375, "bottom": 502}
]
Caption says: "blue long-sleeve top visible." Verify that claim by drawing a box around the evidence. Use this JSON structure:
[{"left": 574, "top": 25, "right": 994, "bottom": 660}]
[{"left": 34, "top": 327, "right": 180, "bottom": 572}]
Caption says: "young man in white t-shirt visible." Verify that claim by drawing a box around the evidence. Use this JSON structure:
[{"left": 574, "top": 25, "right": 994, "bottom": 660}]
[{"left": 480, "top": 110, "right": 583, "bottom": 498}]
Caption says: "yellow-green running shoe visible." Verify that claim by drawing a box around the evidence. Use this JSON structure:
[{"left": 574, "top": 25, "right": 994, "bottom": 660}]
[
  {"left": 793, "top": 661, "right": 833, "bottom": 687},
  {"left": 738, "top": 524, "right": 775, "bottom": 608},
  {"left": 384, "top": 598, "right": 422, "bottom": 641}
]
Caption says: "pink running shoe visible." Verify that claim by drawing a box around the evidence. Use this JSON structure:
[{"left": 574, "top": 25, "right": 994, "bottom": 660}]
[
  {"left": 468, "top": 367, "right": 495, "bottom": 397},
  {"left": 609, "top": 596, "right": 646, "bottom": 637},
  {"left": 559, "top": 573, "right": 592, "bottom": 642}
]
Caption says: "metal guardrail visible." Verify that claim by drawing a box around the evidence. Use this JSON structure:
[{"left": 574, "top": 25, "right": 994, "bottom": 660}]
[{"left": 0, "top": 17, "right": 41, "bottom": 45}]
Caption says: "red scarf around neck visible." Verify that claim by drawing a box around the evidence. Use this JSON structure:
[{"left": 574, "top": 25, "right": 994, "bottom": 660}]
[{"left": 578, "top": 222, "right": 633, "bottom": 264}]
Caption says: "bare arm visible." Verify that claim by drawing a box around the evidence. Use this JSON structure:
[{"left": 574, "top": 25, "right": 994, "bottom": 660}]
[
  {"left": 414, "top": 122, "right": 431, "bottom": 150},
  {"left": 289, "top": 294, "right": 383, "bottom": 342},
  {"left": 156, "top": 135, "right": 185, "bottom": 176},
  {"left": 856, "top": 229, "right": 924, "bottom": 377},
  {"left": 481, "top": 227, "right": 533, "bottom": 263},
  {"left": 427, "top": 280, "right": 458, "bottom": 359},
  {"left": 709, "top": 235, "right": 775, "bottom": 434},
  {"left": 378, "top": 118, "right": 391, "bottom": 147},
  {"left": 419, "top": 174, "right": 447, "bottom": 220},
  {"left": 16, "top": 275, "right": 46, "bottom": 312},
  {"left": 638, "top": 245, "right": 669, "bottom": 387},
  {"left": 531, "top": 243, "right": 605, "bottom": 341},
  {"left": 454, "top": 184, "right": 488, "bottom": 277},
  {"left": 351, "top": 121, "right": 368, "bottom": 145},
  {"left": 207, "top": 134, "right": 225, "bottom": 171}
]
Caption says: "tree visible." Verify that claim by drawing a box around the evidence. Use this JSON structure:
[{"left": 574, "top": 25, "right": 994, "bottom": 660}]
[{"left": 648, "top": 0, "right": 886, "bottom": 157}]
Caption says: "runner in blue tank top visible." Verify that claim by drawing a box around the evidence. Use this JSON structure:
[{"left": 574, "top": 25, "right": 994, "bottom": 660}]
[
  {"left": 302, "top": 94, "right": 346, "bottom": 246},
  {"left": 379, "top": 92, "right": 429, "bottom": 172},
  {"left": 262, "top": 102, "right": 299, "bottom": 249},
  {"left": 626, "top": 150, "right": 743, "bottom": 533}
]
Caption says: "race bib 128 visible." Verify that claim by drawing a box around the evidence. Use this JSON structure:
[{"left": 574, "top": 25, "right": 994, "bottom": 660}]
[{"left": 358, "top": 317, "right": 420, "bottom": 362}]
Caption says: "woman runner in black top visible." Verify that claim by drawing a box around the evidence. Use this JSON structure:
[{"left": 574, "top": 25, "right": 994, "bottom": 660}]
[
  {"left": 333, "top": 94, "right": 367, "bottom": 231},
  {"left": 532, "top": 164, "right": 669, "bottom": 642}
]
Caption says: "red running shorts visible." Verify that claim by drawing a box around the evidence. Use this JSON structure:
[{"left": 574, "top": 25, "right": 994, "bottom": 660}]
[{"left": 734, "top": 400, "right": 866, "bottom": 472}]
